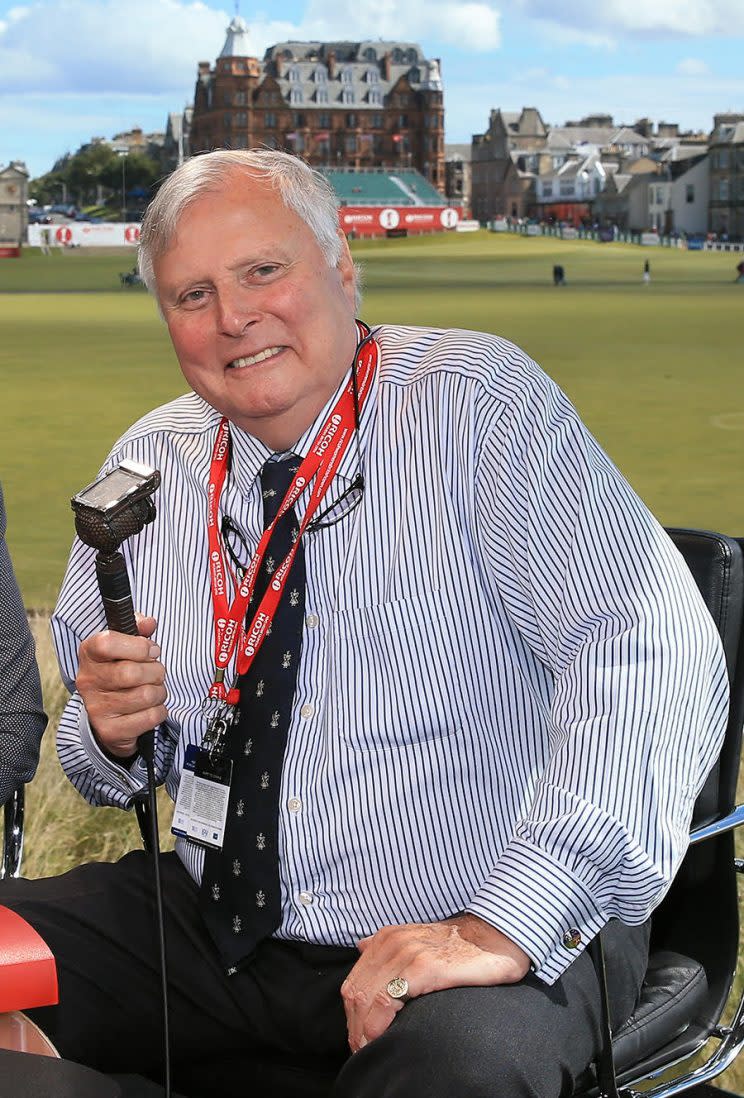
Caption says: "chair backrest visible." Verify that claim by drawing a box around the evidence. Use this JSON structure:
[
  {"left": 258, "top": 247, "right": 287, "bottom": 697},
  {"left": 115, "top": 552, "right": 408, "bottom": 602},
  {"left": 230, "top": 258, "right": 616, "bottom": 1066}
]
[{"left": 644, "top": 529, "right": 744, "bottom": 1059}]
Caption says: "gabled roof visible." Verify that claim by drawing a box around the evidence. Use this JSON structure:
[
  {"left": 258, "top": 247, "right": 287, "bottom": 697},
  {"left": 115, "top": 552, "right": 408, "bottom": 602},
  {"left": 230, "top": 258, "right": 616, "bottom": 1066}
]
[{"left": 257, "top": 40, "right": 439, "bottom": 110}]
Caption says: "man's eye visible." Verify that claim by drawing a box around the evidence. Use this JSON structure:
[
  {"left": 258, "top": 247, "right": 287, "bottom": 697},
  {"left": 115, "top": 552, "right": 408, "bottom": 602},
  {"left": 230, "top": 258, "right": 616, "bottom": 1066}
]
[
  {"left": 180, "top": 289, "right": 207, "bottom": 305},
  {"left": 253, "top": 264, "right": 280, "bottom": 278}
]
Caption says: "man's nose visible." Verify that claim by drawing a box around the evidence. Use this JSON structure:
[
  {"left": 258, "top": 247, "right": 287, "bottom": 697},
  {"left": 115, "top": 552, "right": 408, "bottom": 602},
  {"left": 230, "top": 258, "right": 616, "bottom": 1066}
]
[{"left": 217, "top": 290, "right": 259, "bottom": 337}]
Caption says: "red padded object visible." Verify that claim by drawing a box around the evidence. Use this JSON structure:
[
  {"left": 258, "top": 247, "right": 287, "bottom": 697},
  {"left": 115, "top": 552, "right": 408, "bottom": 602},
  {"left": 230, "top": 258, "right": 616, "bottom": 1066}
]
[{"left": 0, "top": 905, "right": 58, "bottom": 1011}]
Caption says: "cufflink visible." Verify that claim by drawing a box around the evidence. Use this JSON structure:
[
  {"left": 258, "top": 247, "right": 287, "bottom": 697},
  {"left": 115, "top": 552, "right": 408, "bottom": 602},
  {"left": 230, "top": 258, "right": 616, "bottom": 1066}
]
[{"left": 562, "top": 927, "right": 582, "bottom": 949}]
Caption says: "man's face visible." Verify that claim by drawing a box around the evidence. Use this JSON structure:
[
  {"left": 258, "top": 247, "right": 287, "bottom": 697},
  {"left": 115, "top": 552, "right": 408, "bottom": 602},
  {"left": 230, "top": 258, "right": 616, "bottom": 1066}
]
[{"left": 154, "top": 173, "right": 359, "bottom": 450}]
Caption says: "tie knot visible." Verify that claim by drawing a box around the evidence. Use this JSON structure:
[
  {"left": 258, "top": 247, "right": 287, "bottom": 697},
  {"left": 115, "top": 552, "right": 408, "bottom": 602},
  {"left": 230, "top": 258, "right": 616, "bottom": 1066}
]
[{"left": 260, "top": 456, "right": 299, "bottom": 525}]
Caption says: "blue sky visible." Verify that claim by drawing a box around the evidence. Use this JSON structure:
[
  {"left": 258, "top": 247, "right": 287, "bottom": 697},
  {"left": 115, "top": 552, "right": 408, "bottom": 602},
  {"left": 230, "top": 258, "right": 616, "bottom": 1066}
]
[{"left": 1, "top": 0, "right": 743, "bottom": 179}]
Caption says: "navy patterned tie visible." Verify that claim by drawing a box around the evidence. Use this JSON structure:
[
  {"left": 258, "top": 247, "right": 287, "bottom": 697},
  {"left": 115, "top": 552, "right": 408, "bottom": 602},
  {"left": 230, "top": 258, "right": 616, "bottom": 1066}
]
[{"left": 200, "top": 455, "right": 305, "bottom": 969}]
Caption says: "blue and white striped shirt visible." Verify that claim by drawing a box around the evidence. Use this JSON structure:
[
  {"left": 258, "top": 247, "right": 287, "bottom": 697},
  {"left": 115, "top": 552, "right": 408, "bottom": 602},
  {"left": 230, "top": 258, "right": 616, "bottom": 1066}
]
[{"left": 52, "top": 325, "right": 728, "bottom": 984}]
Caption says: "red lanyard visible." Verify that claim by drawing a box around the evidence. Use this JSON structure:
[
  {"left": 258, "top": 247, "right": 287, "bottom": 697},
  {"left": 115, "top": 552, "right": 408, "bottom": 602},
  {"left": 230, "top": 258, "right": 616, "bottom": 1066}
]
[{"left": 205, "top": 322, "right": 378, "bottom": 707}]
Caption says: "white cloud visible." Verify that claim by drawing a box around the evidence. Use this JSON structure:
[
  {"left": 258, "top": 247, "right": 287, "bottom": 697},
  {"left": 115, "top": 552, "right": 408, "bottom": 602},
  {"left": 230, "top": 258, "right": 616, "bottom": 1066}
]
[
  {"left": 676, "top": 57, "right": 710, "bottom": 76},
  {"left": 302, "top": 0, "right": 501, "bottom": 51},
  {"left": 0, "top": 1, "right": 299, "bottom": 94},
  {"left": 516, "top": 0, "right": 744, "bottom": 37},
  {"left": 0, "top": 0, "right": 501, "bottom": 98}
]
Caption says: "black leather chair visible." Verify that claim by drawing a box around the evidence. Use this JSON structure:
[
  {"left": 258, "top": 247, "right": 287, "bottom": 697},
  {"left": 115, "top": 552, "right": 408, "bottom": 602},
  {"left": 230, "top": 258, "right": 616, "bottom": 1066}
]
[{"left": 577, "top": 529, "right": 744, "bottom": 1098}]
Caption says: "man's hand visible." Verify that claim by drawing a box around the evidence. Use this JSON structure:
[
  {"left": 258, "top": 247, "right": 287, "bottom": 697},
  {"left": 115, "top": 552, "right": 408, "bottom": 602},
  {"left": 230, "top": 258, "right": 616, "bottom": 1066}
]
[
  {"left": 75, "top": 615, "right": 167, "bottom": 759},
  {"left": 340, "top": 914, "right": 531, "bottom": 1053}
]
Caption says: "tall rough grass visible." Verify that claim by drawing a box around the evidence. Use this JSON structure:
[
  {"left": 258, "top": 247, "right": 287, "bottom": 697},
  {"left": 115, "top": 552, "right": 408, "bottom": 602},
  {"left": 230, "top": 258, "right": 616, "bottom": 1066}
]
[{"left": 21, "top": 615, "right": 173, "bottom": 880}]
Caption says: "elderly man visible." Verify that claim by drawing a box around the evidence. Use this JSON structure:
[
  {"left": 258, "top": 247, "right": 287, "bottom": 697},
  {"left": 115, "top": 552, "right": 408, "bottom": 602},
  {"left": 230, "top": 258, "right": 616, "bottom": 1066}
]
[{"left": 0, "top": 150, "right": 728, "bottom": 1097}]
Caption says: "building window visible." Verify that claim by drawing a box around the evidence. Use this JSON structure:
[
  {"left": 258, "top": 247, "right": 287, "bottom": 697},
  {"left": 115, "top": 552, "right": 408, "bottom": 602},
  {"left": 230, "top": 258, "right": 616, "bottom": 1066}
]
[
  {"left": 363, "top": 47, "right": 377, "bottom": 61},
  {"left": 235, "top": 112, "right": 247, "bottom": 127},
  {"left": 290, "top": 88, "right": 303, "bottom": 104},
  {"left": 719, "top": 179, "right": 729, "bottom": 201},
  {"left": 368, "top": 90, "right": 382, "bottom": 106},
  {"left": 233, "top": 135, "right": 248, "bottom": 149},
  {"left": 398, "top": 114, "right": 408, "bottom": 129},
  {"left": 366, "top": 68, "right": 378, "bottom": 83},
  {"left": 346, "top": 113, "right": 357, "bottom": 128},
  {"left": 405, "top": 48, "right": 417, "bottom": 63},
  {"left": 224, "top": 113, "right": 232, "bottom": 129},
  {"left": 719, "top": 149, "right": 730, "bottom": 170},
  {"left": 294, "top": 112, "right": 305, "bottom": 127},
  {"left": 316, "top": 88, "right": 328, "bottom": 104},
  {"left": 392, "top": 47, "right": 403, "bottom": 63},
  {"left": 342, "top": 89, "right": 354, "bottom": 104},
  {"left": 265, "top": 112, "right": 276, "bottom": 128},
  {"left": 341, "top": 68, "right": 353, "bottom": 83},
  {"left": 372, "top": 114, "right": 384, "bottom": 129},
  {"left": 559, "top": 182, "right": 574, "bottom": 196},
  {"left": 346, "top": 135, "right": 357, "bottom": 154},
  {"left": 234, "top": 91, "right": 246, "bottom": 106},
  {"left": 543, "top": 183, "right": 553, "bottom": 197},
  {"left": 409, "top": 67, "right": 420, "bottom": 83},
  {"left": 318, "top": 112, "right": 330, "bottom": 128},
  {"left": 686, "top": 183, "right": 695, "bottom": 204},
  {"left": 314, "top": 66, "right": 327, "bottom": 83},
  {"left": 289, "top": 66, "right": 301, "bottom": 82}
]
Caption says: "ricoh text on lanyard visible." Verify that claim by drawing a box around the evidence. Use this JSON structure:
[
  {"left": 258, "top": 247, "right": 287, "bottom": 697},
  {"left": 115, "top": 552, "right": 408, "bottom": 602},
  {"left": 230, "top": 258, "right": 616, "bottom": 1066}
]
[{"left": 202, "top": 321, "right": 378, "bottom": 759}]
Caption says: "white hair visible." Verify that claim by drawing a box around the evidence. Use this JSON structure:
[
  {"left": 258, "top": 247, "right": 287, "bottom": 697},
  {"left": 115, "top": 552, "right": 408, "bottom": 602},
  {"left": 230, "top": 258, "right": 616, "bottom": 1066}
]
[{"left": 138, "top": 148, "right": 359, "bottom": 302}]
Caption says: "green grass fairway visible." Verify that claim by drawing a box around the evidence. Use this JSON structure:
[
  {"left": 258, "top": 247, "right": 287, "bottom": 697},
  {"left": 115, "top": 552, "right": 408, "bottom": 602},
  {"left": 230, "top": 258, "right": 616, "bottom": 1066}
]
[{"left": 2, "top": 231, "right": 743, "bottom": 607}]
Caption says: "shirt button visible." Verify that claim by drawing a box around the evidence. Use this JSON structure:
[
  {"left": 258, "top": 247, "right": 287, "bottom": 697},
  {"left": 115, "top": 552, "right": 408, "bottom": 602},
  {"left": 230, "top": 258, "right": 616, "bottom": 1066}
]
[
  {"left": 306, "top": 613, "right": 320, "bottom": 629},
  {"left": 287, "top": 797, "right": 302, "bottom": 814},
  {"left": 300, "top": 703, "right": 314, "bottom": 719},
  {"left": 298, "top": 890, "right": 313, "bottom": 906},
  {"left": 562, "top": 928, "right": 582, "bottom": 949}
]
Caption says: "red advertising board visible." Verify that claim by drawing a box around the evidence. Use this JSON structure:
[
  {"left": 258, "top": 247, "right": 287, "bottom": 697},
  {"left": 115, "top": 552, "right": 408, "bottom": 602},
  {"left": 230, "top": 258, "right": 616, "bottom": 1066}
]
[{"left": 339, "top": 206, "right": 462, "bottom": 238}]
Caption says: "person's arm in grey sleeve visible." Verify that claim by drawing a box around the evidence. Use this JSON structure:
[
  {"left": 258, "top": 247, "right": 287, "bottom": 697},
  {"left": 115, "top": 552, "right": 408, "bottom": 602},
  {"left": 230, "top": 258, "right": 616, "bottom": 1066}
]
[{"left": 0, "top": 485, "right": 47, "bottom": 805}]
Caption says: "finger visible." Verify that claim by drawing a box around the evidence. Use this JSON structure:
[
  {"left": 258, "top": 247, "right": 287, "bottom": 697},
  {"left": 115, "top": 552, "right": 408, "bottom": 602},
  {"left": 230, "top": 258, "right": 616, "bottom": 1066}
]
[
  {"left": 81, "top": 630, "right": 160, "bottom": 664},
  {"left": 79, "top": 656, "right": 166, "bottom": 694},
  {"left": 135, "top": 614, "right": 158, "bottom": 639},
  {"left": 89, "top": 704, "right": 169, "bottom": 756}
]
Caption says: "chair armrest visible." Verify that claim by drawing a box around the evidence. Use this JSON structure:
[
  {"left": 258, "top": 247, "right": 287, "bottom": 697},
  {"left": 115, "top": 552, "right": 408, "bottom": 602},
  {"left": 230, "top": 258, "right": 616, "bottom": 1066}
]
[
  {"left": 689, "top": 803, "right": 744, "bottom": 845},
  {"left": 1, "top": 786, "right": 25, "bottom": 880}
]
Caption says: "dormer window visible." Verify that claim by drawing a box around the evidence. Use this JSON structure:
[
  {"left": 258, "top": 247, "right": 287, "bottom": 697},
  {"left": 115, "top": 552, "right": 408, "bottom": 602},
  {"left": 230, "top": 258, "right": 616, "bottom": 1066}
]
[
  {"left": 392, "top": 47, "right": 403, "bottom": 63},
  {"left": 363, "top": 47, "right": 377, "bottom": 61},
  {"left": 341, "top": 67, "right": 353, "bottom": 83},
  {"left": 289, "top": 88, "right": 303, "bottom": 104},
  {"left": 368, "top": 89, "right": 382, "bottom": 106},
  {"left": 367, "top": 68, "right": 378, "bottom": 83},
  {"left": 342, "top": 88, "right": 354, "bottom": 104},
  {"left": 314, "top": 66, "right": 327, "bottom": 83},
  {"left": 409, "top": 66, "right": 420, "bottom": 83},
  {"left": 289, "top": 66, "right": 300, "bottom": 82},
  {"left": 315, "top": 88, "right": 329, "bottom": 104}
]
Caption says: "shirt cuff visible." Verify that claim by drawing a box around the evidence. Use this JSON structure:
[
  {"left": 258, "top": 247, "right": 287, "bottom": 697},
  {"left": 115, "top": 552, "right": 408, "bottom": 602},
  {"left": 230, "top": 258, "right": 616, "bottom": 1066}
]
[
  {"left": 77, "top": 701, "right": 149, "bottom": 796},
  {"left": 465, "top": 837, "right": 607, "bottom": 984}
]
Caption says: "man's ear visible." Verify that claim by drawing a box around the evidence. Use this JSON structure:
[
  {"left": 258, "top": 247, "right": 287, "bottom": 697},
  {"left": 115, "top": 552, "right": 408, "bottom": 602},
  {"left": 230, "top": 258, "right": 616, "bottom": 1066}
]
[{"left": 336, "top": 231, "right": 357, "bottom": 307}]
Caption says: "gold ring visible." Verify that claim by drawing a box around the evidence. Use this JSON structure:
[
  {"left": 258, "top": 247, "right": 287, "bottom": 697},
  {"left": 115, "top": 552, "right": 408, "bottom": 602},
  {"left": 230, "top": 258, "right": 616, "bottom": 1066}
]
[{"left": 386, "top": 976, "right": 410, "bottom": 1002}]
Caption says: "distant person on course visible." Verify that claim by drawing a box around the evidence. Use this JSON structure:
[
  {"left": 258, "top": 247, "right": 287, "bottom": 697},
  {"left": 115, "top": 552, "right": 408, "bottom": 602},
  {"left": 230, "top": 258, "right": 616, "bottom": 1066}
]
[
  {"left": 643, "top": 258, "right": 651, "bottom": 285},
  {"left": 0, "top": 149, "right": 728, "bottom": 1098}
]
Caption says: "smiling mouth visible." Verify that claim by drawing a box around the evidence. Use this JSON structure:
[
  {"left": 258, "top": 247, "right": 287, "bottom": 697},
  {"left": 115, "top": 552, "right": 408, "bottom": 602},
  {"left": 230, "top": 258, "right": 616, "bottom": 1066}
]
[{"left": 229, "top": 346, "right": 283, "bottom": 369}]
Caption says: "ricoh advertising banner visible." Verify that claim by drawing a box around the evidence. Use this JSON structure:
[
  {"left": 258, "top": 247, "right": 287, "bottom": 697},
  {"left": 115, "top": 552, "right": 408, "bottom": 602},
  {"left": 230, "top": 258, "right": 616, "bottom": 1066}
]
[
  {"left": 338, "top": 206, "right": 462, "bottom": 238},
  {"left": 27, "top": 223, "right": 141, "bottom": 247}
]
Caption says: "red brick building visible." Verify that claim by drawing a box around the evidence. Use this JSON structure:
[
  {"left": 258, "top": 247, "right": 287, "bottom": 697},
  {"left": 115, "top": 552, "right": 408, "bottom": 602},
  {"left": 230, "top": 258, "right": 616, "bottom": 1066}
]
[{"left": 189, "top": 17, "right": 446, "bottom": 192}]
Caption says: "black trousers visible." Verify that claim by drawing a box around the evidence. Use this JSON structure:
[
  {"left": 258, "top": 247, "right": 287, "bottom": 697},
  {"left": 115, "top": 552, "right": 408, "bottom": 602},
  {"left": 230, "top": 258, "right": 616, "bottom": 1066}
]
[{"left": 0, "top": 851, "right": 650, "bottom": 1098}]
